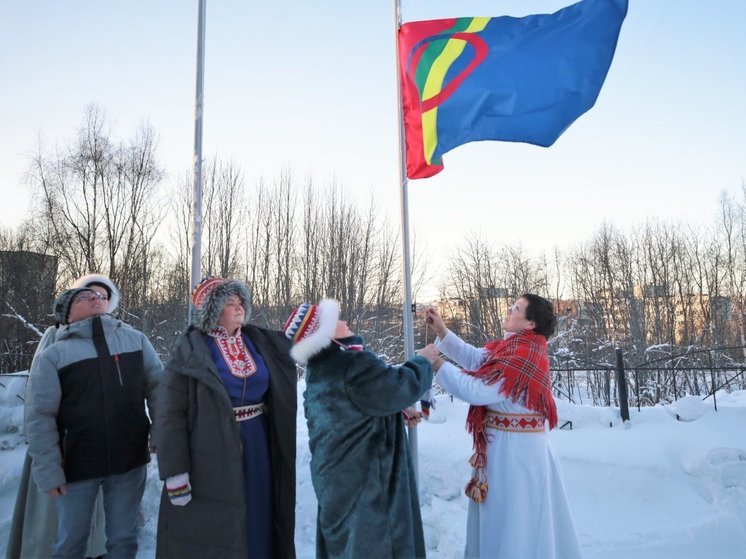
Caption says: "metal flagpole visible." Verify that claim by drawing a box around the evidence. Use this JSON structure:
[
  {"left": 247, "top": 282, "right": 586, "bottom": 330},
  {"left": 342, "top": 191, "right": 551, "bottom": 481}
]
[
  {"left": 392, "top": 0, "right": 419, "bottom": 484},
  {"left": 189, "top": 0, "right": 207, "bottom": 321}
]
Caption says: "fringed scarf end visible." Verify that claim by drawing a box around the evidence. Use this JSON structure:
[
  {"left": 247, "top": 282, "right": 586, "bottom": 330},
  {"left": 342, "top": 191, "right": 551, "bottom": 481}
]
[
  {"left": 465, "top": 405, "right": 490, "bottom": 502},
  {"left": 464, "top": 476, "right": 488, "bottom": 503},
  {"left": 468, "top": 451, "right": 486, "bottom": 469}
]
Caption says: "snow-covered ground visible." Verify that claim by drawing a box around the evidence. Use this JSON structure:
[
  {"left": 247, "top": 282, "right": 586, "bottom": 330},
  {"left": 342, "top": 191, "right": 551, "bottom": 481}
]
[{"left": 1, "top": 375, "right": 745, "bottom": 558}]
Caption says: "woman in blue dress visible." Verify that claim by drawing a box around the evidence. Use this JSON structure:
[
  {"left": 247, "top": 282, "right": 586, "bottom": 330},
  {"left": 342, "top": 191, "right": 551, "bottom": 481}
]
[{"left": 155, "top": 277, "right": 297, "bottom": 558}]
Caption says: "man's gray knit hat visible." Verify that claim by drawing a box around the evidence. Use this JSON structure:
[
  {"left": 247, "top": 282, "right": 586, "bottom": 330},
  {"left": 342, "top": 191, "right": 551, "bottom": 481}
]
[
  {"left": 191, "top": 277, "right": 253, "bottom": 333},
  {"left": 53, "top": 287, "right": 94, "bottom": 325}
]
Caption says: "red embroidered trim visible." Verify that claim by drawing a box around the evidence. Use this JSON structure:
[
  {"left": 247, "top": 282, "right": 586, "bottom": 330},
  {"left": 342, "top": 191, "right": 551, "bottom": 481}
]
[
  {"left": 208, "top": 327, "right": 257, "bottom": 378},
  {"left": 167, "top": 484, "right": 191, "bottom": 498},
  {"left": 233, "top": 403, "right": 264, "bottom": 422},
  {"left": 486, "top": 411, "right": 546, "bottom": 432}
]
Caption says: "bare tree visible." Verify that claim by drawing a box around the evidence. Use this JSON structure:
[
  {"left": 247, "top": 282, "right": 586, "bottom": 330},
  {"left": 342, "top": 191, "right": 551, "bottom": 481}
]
[
  {"left": 198, "top": 157, "right": 245, "bottom": 279},
  {"left": 718, "top": 190, "right": 746, "bottom": 352},
  {"left": 440, "top": 233, "right": 547, "bottom": 345},
  {"left": 298, "top": 178, "right": 324, "bottom": 304},
  {"left": 25, "top": 104, "right": 164, "bottom": 322}
]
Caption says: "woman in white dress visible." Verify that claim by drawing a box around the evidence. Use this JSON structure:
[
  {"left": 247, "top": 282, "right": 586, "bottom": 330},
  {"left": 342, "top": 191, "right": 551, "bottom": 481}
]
[{"left": 424, "top": 294, "right": 583, "bottom": 559}]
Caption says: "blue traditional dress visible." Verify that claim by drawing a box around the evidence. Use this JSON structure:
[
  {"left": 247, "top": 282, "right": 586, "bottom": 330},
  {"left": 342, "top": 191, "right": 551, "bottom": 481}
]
[{"left": 206, "top": 327, "right": 273, "bottom": 558}]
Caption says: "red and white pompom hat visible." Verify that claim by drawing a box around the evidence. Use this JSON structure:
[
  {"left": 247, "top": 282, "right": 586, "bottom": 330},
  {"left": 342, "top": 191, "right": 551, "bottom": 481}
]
[
  {"left": 190, "top": 276, "right": 253, "bottom": 333},
  {"left": 191, "top": 277, "right": 227, "bottom": 309},
  {"left": 283, "top": 299, "right": 339, "bottom": 364}
]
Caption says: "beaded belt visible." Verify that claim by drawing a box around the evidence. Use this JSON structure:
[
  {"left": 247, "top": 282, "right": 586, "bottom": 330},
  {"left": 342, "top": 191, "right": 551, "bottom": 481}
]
[
  {"left": 233, "top": 403, "right": 265, "bottom": 422},
  {"left": 485, "top": 411, "right": 546, "bottom": 433}
]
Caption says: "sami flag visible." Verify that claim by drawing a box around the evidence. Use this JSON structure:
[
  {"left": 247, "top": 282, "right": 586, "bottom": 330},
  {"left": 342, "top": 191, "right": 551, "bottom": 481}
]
[{"left": 398, "top": 0, "right": 628, "bottom": 179}]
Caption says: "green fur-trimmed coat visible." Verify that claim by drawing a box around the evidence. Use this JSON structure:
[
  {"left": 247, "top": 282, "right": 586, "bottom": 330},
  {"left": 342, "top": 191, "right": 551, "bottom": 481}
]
[{"left": 303, "top": 343, "right": 433, "bottom": 559}]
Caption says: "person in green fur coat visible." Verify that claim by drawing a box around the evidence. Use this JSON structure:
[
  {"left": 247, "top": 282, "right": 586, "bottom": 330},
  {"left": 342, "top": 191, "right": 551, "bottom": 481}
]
[{"left": 284, "top": 299, "right": 438, "bottom": 558}]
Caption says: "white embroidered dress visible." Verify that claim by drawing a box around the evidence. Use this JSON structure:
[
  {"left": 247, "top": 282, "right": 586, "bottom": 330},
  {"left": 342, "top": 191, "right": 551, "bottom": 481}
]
[{"left": 435, "top": 331, "right": 583, "bottom": 559}]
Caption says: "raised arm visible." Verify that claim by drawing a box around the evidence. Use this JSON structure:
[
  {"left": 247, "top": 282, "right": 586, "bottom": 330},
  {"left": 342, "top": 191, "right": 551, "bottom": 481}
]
[
  {"left": 436, "top": 361, "right": 511, "bottom": 406},
  {"left": 423, "top": 305, "right": 488, "bottom": 370},
  {"left": 434, "top": 330, "right": 488, "bottom": 371},
  {"left": 346, "top": 351, "right": 433, "bottom": 417}
]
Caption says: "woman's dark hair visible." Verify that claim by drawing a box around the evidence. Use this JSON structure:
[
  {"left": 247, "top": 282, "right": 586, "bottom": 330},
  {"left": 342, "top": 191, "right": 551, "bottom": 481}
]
[{"left": 521, "top": 293, "right": 556, "bottom": 339}]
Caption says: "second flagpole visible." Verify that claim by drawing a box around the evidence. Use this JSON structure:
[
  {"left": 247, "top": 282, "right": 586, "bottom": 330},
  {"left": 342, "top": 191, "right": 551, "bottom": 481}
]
[
  {"left": 392, "top": 0, "right": 420, "bottom": 486},
  {"left": 189, "top": 0, "right": 207, "bottom": 322}
]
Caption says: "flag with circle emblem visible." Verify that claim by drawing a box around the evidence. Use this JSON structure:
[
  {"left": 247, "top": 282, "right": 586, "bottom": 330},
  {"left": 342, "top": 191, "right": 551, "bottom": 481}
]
[{"left": 398, "top": 0, "right": 628, "bottom": 179}]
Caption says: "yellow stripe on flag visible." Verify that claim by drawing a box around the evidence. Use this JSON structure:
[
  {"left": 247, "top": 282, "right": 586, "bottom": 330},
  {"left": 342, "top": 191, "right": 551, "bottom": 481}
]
[{"left": 420, "top": 18, "right": 490, "bottom": 164}]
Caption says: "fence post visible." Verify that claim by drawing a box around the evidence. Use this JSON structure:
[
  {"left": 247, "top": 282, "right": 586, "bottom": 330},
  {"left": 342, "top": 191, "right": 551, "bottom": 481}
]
[
  {"left": 604, "top": 368, "right": 611, "bottom": 407},
  {"left": 708, "top": 350, "right": 717, "bottom": 412},
  {"left": 615, "top": 348, "right": 630, "bottom": 422},
  {"left": 634, "top": 366, "right": 640, "bottom": 412}
]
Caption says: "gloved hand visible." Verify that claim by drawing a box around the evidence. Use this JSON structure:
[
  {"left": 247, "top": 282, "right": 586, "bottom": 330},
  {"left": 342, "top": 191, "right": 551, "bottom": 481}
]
[{"left": 166, "top": 472, "right": 192, "bottom": 506}]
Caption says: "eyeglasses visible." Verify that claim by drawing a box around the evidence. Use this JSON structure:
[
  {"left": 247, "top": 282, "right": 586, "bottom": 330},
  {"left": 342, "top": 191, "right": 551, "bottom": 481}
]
[
  {"left": 508, "top": 303, "right": 523, "bottom": 315},
  {"left": 75, "top": 291, "right": 108, "bottom": 303}
]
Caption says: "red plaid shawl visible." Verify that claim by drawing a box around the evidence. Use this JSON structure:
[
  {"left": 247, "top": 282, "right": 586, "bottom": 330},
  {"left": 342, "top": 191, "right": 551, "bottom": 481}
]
[{"left": 463, "top": 329, "right": 557, "bottom": 502}]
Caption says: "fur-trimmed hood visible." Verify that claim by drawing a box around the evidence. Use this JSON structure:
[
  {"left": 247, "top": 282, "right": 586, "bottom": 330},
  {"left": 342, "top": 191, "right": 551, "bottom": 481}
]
[
  {"left": 192, "top": 279, "right": 253, "bottom": 333},
  {"left": 290, "top": 299, "right": 340, "bottom": 365},
  {"left": 71, "top": 273, "right": 120, "bottom": 314}
]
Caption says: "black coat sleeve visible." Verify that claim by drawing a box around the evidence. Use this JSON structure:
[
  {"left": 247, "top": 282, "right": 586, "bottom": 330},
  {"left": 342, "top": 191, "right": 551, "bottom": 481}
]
[{"left": 153, "top": 336, "right": 192, "bottom": 480}]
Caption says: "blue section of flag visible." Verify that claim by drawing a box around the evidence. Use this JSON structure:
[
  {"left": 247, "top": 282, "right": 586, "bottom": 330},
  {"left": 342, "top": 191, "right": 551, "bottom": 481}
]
[
  {"left": 399, "top": 0, "right": 628, "bottom": 178},
  {"left": 434, "top": 0, "right": 627, "bottom": 160}
]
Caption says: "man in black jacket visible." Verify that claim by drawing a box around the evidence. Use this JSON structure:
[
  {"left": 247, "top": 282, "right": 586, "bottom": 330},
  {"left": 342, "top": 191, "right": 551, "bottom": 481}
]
[{"left": 26, "top": 286, "right": 162, "bottom": 559}]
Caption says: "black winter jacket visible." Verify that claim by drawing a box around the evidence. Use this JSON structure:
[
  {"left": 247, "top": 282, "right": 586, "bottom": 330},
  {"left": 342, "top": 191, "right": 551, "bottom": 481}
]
[
  {"left": 26, "top": 315, "right": 162, "bottom": 490},
  {"left": 154, "top": 324, "right": 297, "bottom": 559}
]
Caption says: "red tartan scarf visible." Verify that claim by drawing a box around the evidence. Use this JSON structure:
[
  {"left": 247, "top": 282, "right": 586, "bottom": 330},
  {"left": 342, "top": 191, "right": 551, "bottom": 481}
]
[{"left": 463, "top": 329, "right": 557, "bottom": 503}]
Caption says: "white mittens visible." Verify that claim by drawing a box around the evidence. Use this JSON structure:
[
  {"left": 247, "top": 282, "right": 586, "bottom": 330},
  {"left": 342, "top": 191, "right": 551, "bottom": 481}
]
[{"left": 166, "top": 472, "right": 192, "bottom": 506}]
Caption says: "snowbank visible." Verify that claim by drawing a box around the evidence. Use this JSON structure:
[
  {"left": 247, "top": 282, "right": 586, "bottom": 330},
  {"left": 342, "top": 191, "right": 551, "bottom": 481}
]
[{"left": 0, "top": 376, "right": 744, "bottom": 558}]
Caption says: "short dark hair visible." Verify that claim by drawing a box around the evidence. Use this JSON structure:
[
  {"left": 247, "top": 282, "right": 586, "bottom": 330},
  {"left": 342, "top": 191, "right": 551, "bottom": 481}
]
[{"left": 522, "top": 293, "right": 556, "bottom": 339}]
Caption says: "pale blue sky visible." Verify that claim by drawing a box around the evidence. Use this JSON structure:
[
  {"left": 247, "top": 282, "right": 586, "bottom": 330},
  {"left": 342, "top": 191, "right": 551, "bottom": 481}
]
[{"left": 1, "top": 1, "right": 745, "bottom": 275}]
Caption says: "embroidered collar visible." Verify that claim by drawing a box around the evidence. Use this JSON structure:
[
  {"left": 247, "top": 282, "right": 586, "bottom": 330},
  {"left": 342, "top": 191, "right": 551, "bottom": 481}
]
[
  {"left": 207, "top": 325, "right": 240, "bottom": 340},
  {"left": 207, "top": 326, "right": 257, "bottom": 378},
  {"left": 333, "top": 335, "right": 365, "bottom": 352}
]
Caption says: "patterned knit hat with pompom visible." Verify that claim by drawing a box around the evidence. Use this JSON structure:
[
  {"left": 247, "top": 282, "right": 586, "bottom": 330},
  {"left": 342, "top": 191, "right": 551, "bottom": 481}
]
[
  {"left": 191, "top": 276, "right": 253, "bottom": 333},
  {"left": 283, "top": 299, "right": 339, "bottom": 364}
]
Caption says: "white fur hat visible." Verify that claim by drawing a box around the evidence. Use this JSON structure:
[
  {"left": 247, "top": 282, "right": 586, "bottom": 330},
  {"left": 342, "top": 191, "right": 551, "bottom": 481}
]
[
  {"left": 284, "top": 299, "right": 340, "bottom": 365},
  {"left": 71, "top": 274, "right": 120, "bottom": 314}
]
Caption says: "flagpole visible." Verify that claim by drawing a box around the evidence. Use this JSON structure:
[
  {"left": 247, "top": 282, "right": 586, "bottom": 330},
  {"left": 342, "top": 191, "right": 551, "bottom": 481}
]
[
  {"left": 189, "top": 0, "right": 207, "bottom": 320},
  {"left": 392, "top": 0, "right": 420, "bottom": 484}
]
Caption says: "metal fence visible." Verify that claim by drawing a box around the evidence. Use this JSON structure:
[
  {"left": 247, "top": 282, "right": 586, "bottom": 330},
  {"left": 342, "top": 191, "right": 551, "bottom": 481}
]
[
  {"left": 551, "top": 346, "right": 746, "bottom": 417},
  {"left": 4, "top": 346, "right": 746, "bottom": 419}
]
